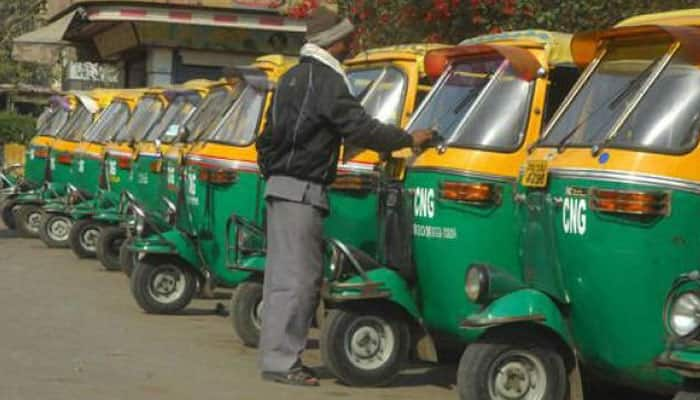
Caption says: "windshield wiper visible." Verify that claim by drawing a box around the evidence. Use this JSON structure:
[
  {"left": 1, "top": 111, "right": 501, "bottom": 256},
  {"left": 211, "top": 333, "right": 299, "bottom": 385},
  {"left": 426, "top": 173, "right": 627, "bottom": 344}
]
[{"left": 554, "top": 56, "right": 663, "bottom": 154}]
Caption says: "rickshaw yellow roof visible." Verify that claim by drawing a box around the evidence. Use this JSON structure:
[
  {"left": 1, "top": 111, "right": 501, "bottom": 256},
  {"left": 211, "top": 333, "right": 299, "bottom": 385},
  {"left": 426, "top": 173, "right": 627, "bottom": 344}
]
[
  {"left": 253, "top": 54, "right": 298, "bottom": 80},
  {"left": 87, "top": 88, "right": 146, "bottom": 109},
  {"left": 180, "top": 78, "right": 227, "bottom": 93},
  {"left": 459, "top": 30, "right": 574, "bottom": 66},
  {"left": 615, "top": 9, "right": 700, "bottom": 28},
  {"left": 345, "top": 43, "right": 450, "bottom": 77}
]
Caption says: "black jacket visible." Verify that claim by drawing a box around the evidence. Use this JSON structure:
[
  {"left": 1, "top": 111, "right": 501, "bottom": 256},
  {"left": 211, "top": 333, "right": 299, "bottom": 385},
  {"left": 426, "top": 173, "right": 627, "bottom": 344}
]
[{"left": 257, "top": 57, "right": 413, "bottom": 185}]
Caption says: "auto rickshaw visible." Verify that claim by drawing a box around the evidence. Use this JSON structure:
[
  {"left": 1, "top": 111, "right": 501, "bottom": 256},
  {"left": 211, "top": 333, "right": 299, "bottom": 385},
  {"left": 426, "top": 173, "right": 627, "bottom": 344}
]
[
  {"left": 228, "top": 44, "right": 445, "bottom": 347},
  {"left": 95, "top": 80, "right": 229, "bottom": 271},
  {"left": 5, "top": 91, "right": 107, "bottom": 237},
  {"left": 38, "top": 90, "right": 144, "bottom": 248},
  {"left": 457, "top": 11, "right": 700, "bottom": 399},
  {"left": 66, "top": 88, "right": 176, "bottom": 259},
  {"left": 126, "top": 55, "right": 294, "bottom": 314},
  {"left": 319, "top": 31, "right": 580, "bottom": 387},
  {"left": 0, "top": 95, "right": 74, "bottom": 229}
]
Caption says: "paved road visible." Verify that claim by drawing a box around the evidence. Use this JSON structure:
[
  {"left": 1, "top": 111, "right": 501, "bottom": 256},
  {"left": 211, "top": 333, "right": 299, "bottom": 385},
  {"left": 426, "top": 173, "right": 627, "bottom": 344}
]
[{"left": 0, "top": 223, "right": 672, "bottom": 400}]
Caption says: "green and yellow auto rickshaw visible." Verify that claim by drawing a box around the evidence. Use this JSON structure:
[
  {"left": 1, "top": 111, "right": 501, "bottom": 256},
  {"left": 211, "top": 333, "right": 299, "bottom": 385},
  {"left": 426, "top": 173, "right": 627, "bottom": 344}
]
[
  {"left": 38, "top": 90, "right": 144, "bottom": 248},
  {"left": 228, "top": 44, "right": 445, "bottom": 347},
  {"left": 458, "top": 11, "right": 700, "bottom": 399},
  {"left": 6, "top": 91, "right": 106, "bottom": 237},
  {"left": 95, "top": 80, "right": 226, "bottom": 271},
  {"left": 319, "top": 31, "right": 580, "bottom": 387},
  {"left": 66, "top": 88, "right": 173, "bottom": 259},
  {"left": 125, "top": 55, "right": 293, "bottom": 314},
  {"left": 0, "top": 94, "right": 74, "bottom": 229}
]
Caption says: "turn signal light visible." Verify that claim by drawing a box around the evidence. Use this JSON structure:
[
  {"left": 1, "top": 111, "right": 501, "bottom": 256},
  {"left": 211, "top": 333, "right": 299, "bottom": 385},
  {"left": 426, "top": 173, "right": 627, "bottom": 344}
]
[
  {"left": 35, "top": 148, "right": 49, "bottom": 159},
  {"left": 57, "top": 153, "right": 72, "bottom": 165},
  {"left": 331, "top": 174, "right": 376, "bottom": 191},
  {"left": 590, "top": 188, "right": 669, "bottom": 216},
  {"left": 440, "top": 181, "right": 499, "bottom": 204},
  {"left": 199, "top": 168, "right": 237, "bottom": 185},
  {"left": 149, "top": 159, "right": 163, "bottom": 173},
  {"left": 116, "top": 156, "right": 132, "bottom": 170}
]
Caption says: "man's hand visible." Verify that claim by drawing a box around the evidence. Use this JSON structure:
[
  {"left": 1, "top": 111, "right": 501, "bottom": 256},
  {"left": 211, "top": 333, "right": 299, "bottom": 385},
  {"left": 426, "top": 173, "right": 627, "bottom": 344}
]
[{"left": 410, "top": 129, "right": 437, "bottom": 149}]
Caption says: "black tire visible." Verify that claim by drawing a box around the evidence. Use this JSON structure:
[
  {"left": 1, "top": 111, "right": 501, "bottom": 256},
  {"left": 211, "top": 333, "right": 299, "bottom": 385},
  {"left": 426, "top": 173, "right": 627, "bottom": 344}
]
[
  {"left": 15, "top": 204, "right": 43, "bottom": 238},
  {"left": 230, "top": 281, "right": 264, "bottom": 348},
  {"left": 129, "top": 257, "right": 196, "bottom": 314},
  {"left": 1, "top": 199, "right": 18, "bottom": 230},
  {"left": 119, "top": 237, "right": 136, "bottom": 277},
  {"left": 320, "top": 308, "right": 410, "bottom": 387},
  {"left": 457, "top": 330, "right": 568, "bottom": 400},
  {"left": 97, "top": 226, "right": 125, "bottom": 271},
  {"left": 39, "top": 213, "right": 72, "bottom": 248},
  {"left": 69, "top": 218, "right": 102, "bottom": 259}
]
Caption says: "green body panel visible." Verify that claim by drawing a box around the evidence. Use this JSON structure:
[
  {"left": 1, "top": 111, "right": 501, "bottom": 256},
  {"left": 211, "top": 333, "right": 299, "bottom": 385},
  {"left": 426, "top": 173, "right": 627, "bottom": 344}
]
[
  {"left": 325, "top": 190, "right": 380, "bottom": 256},
  {"left": 92, "top": 207, "right": 122, "bottom": 223},
  {"left": 518, "top": 174, "right": 691, "bottom": 391},
  {"left": 462, "top": 288, "right": 572, "bottom": 344},
  {"left": 71, "top": 155, "right": 102, "bottom": 196},
  {"left": 24, "top": 142, "right": 49, "bottom": 186},
  {"left": 164, "top": 157, "right": 183, "bottom": 206},
  {"left": 330, "top": 267, "right": 421, "bottom": 320},
  {"left": 237, "top": 255, "right": 266, "bottom": 272},
  {"left": 131, "top": 154, "right": 167, "bottom": 214},
  {"left": 181, "top": 162, "right": 261, "bottom": 287},
  {"left": 48, "top": 151, "right": 73, "bottom": 189},
  {"left": 69, "top": 199, "right": 99, "bottom": 219},
  {"left": 404, "top": 169, "right": 521, "bottom": 336},
  {"left": 133, "top": 229, "right": 201, "bottom": 268}
]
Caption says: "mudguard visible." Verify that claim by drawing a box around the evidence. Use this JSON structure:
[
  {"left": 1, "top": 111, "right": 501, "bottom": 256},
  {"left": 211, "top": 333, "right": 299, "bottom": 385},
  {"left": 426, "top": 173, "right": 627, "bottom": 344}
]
[
  {"left": 93, "top": 206, "right": 122, "bottom": 224},
  {"left": 325, "top": 267, "right": 421, "bottom": 321},
  {"left": 69, "top": 199, "right": 98, "bottom": 219},
  {"left": 42, "top": 199, "right": 68, "bottom": 214},
  {"left": 129, "top": 229, "right": 202, "bottom": 270},
  {"left": 657, "top": 349, "right": 700, "bottom": 378},
  {"left": 461, "top": 288, "right": 572, "bottom": 345},
  {"left": 234, "top": 254, "right": 266, "bottom": 273}
]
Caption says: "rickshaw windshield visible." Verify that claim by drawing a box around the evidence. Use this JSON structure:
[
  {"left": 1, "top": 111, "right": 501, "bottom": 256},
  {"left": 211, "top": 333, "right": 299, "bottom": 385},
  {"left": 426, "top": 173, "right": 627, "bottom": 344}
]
[
  {"left": 410, "top": 55, "right": 533, "bottom": 152},
  {"left": 541, "top": 40, "right": 672, "bottom": 148},
  {"left": 185, "top": 87, "right": 239, "bottom": 143},
  {"left": 59, "top": 106, "right": 93, "bottom": 141},
  {"left": 114, "top": 96, "right": 164, "bottom": 142},
  {"left": 203, "top": 85, "right": 265, "bottom": 145},
  {"left": 146, "top": 95, "right": 200, "bottom": 142},
  {"left": 348, "top": 66, "right": 407, "bottom": 125},
  {"left": 37, "top": 106, "right": 70, "bottom": 137},
  {"left": 83, "top": 102, "right": 130, "bottom": 143}
]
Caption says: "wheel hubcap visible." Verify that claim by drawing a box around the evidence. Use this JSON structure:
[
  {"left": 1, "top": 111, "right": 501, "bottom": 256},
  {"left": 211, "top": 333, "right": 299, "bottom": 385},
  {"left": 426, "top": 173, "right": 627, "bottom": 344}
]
[
  {"left": 26, "top": 211, "right": 42, "bottom": 233},
  {"left": 48, "top": 217, "right": 71, "bottom": 241},
  {"left": 147, "top": 265, "right": 186, "bottom": 304},
  {"left": 80, "top": 226, "right": 100, "bottom": 252},
  {"left": 345, "top": 316, "right": 395, "bottom": 370},
  {"left": 489, "top": 351, "right": 547, "bottom": 400},
  {"left": 252, "top": 299, "right": 264, "bottom": 331}
]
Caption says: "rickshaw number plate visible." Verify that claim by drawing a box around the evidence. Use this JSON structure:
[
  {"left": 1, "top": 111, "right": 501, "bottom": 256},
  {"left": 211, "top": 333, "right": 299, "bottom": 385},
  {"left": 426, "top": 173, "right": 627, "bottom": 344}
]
[{"left": 522, "top": 160, "right": 549, "bottom": 188}]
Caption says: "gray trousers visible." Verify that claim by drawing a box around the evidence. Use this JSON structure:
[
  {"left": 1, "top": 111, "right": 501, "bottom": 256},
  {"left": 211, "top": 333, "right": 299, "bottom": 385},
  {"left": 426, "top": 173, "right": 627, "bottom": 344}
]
[{"left": 259, "top": 197, "right": 324, "bottom": 373}]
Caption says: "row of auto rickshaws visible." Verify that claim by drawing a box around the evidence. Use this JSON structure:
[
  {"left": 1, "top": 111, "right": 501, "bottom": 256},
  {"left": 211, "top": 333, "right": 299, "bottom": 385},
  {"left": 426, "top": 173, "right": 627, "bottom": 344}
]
[{"left": 2, "top": 9, "right": 700, "bottom": 400}]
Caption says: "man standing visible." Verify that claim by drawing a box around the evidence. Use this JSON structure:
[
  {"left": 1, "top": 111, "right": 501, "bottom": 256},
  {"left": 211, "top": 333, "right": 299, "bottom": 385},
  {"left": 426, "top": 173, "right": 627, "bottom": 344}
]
[{"left": 256, "top": 6, "right": 435, "bottom": 386}]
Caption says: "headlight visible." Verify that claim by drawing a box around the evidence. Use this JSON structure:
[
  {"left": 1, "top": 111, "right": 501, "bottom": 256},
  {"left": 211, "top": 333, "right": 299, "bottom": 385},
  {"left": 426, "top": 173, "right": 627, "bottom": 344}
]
[
  {"left": 465, "top": 265, "right": 490, "bottom": 303},
  {"left": 135, "top": 215, "right": 145, "bottom": 236},
  {"left": 669, "top": 292, "right": 700, "bottom": 338},
  {"left": 162, "top": 197, "right": 177, "bottom": 225}
]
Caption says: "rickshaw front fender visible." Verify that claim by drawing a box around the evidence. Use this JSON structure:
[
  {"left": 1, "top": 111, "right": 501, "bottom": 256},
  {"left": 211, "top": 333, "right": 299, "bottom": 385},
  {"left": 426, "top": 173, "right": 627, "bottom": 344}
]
[
  {"left": 234, "top": 254, "right": 267, "bottom": 274},
  {"left": 42, "top": 199, "right": 69, "bottom": 214},
  {"left": 461, "top": 289, "right": 572, "bottom": 345},
  {"left": 325, "top": 267, "right": 421, "bottom": 321},
  {"left": 130, "top": 229, "right": 202, "bottom": 270},
  {"left": 92, "top": 207, "right": 122, "bottom": 224}
]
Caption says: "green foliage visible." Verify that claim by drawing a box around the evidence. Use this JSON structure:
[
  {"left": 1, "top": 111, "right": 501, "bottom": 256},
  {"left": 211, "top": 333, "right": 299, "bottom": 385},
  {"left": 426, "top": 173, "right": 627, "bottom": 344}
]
[
  {"left": 0, "top": 111, "right": 37, "bottom": 144},
  {"left": 0, "top": 0, "right": 52, "bottom": 86}
]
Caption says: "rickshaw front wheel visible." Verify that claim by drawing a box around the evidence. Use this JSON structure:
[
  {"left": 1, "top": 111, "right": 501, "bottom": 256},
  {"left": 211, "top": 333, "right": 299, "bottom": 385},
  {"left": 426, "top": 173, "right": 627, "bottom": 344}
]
[
  {"left": 97, "top": 226, "right": 126, "bottom": 271},
  {"left": 130, "top": 256, "right": 196, "bottom": 314},
  {"left": 230, "top": 281, "right": 264, "bottom": 348},
  {"left": 1, "top": 199, "right": 18, "bottom": 230},
  {"left": 69, "top": 218, "right": 102, "bottom": 259},
  {"left": 39, "top": 213, "right": 72, "bottom": 248},
  {"left": 15, "top": 204, "right": 43, "bottom": 238},
  {"left": 320, "top": 308, "right": 410, "bottom": 387},
  {"left": 457, "top": 330, "right": 567, "bottom": 400},
  {"left": 119, "top": 237, "right": 136, "bottom": 277}
]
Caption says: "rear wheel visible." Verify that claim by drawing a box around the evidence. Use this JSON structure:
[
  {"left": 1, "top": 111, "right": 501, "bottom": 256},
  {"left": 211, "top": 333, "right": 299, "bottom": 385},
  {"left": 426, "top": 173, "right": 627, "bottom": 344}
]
[
  {"left": 457, "top": 330, "right": 567, "bottom": 400},
  {"left": 15, "top": 204, "right": 43, "bottom": 238},
  {"left": 39, "top": 213, "right": 72, "bottom": 248},
  {"left": 119, "top": 237, "right": 136, "bottom": 277},
  {"left": 1, "top": 200, "right": 18, "bottom": 230},
  {"left": 97, "top": 226, "right": 125, "bottom": 270},
  {"left": 69, "top": 218, "right": 102, "bottom": 258},
  {"left": 230, "top": 281, "right": 264, "bottom": 347},
  {"left": 129, "top": 257, "right": 196, "bottom": 314},
  {"left": 320, "top": 309, "right": 410, "bottom": 387}
]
